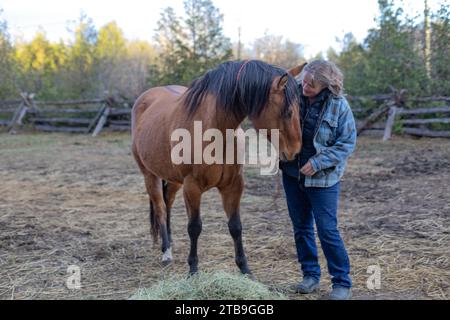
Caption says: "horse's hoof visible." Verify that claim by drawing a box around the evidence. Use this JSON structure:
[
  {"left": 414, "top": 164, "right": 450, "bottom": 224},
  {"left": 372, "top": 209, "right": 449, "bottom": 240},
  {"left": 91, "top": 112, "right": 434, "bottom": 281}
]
[
  {"left": 161, "top": 248, "right": 173, "bottom": 266},
  {"left": 241, "top": 269, "right": 255, "bottom": 281},
  {"left": 161, "top": 259, "right": 172, "bottom": 267},
  {"left": 187, "top": 269, "right": 198, "bottom": 278},
  {"left": 245, "top": 273, "right": 256, "bottom": 281}
]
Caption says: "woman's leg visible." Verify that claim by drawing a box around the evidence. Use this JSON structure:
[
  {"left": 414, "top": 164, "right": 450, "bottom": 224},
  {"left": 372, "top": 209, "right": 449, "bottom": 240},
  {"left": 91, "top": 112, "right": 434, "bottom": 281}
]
[
  {"left": 282, "top": 173, "right": 321, "bottom": 280},
  {"left": 306, "top": 182, "right": 352, "bottom": 288}
]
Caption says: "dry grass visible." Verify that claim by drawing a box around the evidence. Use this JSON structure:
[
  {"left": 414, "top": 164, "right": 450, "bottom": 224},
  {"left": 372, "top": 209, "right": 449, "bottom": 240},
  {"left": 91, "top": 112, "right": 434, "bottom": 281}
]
[
  {"left": 130, "top": 270, "right": 286, "bottom": 300},
  {"left": 0, "top": 132, "right": 449, "bottom": 300}
]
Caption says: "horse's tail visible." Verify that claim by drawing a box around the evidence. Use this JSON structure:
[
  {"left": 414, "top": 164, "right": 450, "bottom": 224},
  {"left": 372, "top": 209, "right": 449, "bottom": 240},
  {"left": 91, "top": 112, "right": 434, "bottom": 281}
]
[
  {"left": 162, "top": 180, "right": 170, "bottom": 242},
  {"left": 149, "top": 179, "right": 170, "bottom": 244}
]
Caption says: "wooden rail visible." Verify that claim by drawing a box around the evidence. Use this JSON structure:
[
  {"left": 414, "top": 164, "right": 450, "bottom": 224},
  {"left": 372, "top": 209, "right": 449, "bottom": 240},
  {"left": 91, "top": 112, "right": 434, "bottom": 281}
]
[
  {"left": 0, "top": 93, "right": 131, "bottom": 136},
  {"left": 355, "top": 95, "right": 450, "bottom": 140},
  {"left": 1, "top": 91, "right": 449, "bottom": 138}
]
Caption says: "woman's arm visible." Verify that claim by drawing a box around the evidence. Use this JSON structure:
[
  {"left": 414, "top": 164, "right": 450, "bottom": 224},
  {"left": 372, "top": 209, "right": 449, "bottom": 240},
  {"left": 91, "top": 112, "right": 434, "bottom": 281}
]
[{"left": 309, "top": 103, "right": 357, "bottom": 172}]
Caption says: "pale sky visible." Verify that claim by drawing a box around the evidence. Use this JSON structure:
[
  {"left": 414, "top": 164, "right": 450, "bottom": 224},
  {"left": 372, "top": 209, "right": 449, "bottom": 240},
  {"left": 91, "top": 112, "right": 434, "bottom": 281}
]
[{"left": 1, "top": 0, "right": 446, "bottom": 57}]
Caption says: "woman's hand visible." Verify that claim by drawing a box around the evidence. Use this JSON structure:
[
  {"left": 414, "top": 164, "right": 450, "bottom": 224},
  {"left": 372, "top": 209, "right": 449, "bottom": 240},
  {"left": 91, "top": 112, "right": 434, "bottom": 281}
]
[{"left": 300, "top": 160, "right": 316, "bottom": 176}]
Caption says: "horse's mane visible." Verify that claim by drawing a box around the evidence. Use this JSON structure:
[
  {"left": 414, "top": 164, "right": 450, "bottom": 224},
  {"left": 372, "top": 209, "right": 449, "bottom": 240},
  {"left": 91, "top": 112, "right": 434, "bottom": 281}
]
[{"left": 182, "top": 60, "right": 300, "bottom": 120}]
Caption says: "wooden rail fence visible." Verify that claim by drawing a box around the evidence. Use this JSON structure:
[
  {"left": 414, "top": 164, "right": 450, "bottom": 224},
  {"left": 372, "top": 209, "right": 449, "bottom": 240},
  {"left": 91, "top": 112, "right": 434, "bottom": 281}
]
[
  {"left": 0, "top": 93, "right": 132, "bottom": 136},
  {"left": 1, "top": 91, "right": 449, "bottom": 139},
  {"left": 348, "top": 91, "right": 450, "bottom": 140}
]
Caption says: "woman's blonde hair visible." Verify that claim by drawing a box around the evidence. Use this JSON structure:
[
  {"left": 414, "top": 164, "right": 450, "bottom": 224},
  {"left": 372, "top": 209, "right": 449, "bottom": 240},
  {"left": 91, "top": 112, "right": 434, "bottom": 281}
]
[{"left": 297, "top": 60, "right": 344, "bottom": 96}]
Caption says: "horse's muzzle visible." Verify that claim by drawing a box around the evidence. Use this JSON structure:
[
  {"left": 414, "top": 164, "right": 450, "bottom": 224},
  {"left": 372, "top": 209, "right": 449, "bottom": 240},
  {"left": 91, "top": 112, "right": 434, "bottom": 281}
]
[{"left": 281, "top": 150, "right": 299, "bottom": 161}]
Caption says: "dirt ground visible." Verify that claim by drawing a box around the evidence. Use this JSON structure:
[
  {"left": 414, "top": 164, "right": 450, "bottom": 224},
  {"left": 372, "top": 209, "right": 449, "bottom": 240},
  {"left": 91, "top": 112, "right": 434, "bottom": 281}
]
[{"left": 0, "top": 132, "right": 449, "bottom": 300}]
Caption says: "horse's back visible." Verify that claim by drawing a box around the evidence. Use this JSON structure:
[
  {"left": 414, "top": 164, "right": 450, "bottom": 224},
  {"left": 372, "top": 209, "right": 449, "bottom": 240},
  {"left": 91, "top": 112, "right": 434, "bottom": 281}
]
[{"left": 131, "top": 86, "right": 187, "bottom": 140}]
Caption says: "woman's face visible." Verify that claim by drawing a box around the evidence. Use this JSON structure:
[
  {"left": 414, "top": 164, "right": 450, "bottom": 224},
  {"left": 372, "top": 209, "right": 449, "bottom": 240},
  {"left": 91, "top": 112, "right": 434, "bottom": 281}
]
[{"left": 302, "top": 72, "right": 325, "bottom": 98}]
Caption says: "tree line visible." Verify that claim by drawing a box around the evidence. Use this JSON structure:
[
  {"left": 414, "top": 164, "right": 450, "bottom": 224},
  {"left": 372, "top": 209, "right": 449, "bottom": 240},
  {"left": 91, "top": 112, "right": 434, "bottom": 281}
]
[
  {"left": 329, "top": 0, "right": 449, "bottom": 96},
  {"left": 0, "top": 0, "right": 448, "bottom": 102}
]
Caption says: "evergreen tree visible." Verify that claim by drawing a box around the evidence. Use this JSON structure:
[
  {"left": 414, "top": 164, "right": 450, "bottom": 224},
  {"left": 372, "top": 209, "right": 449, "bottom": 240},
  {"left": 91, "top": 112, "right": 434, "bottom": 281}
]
[
  {"left": 0, "top": 9, "right": 16, "bottom": 99},
  {"left": 182, "top": 0, "right": 232, "bottom": 81},
  {"left": 430, "top": 3, "right": 450, "bottom": 95},
  {"left": 154, "top": 7, "right": 187, "bottom": 85},
  {"left": 154, "top": 0, "right": 232, "bottom": 85},
  {"left": 333, "top": 33, "right": 369, "bottom": 96},
  {"left": 363, "top": 0, "right": 429, "bottom": 95}
]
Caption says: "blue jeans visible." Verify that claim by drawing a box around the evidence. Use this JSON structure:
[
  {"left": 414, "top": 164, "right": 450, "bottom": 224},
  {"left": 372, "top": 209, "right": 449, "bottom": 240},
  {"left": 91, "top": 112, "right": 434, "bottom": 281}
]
[{"left": 282, "top": 172, "right": 352, "bottom": 288}]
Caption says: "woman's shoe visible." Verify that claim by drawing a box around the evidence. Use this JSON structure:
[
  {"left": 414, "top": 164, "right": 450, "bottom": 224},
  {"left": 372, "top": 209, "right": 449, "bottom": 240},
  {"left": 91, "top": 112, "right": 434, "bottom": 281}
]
[
  {"left": 295, "top": 277, "right": 320, "bottom": 294},
  {"left": 328, "top": 287, "right": 352, "bottom": 300}
]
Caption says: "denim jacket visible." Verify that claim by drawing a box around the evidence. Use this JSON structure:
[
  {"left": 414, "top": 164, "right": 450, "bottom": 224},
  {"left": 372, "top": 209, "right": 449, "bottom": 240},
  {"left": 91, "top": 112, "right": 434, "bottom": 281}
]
[{"left": 281, "top": 95, "right": 357, "bottom": 188}]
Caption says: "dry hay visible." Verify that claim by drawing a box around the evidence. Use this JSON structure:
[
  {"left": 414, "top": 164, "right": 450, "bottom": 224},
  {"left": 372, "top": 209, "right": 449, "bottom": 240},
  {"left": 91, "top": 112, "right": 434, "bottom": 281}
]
[
  {"left": 0, "top": 133, "right": 449, "bottom": 300},
  {"left": 130, "top": 270, "right": 286, "bottom": 300}
]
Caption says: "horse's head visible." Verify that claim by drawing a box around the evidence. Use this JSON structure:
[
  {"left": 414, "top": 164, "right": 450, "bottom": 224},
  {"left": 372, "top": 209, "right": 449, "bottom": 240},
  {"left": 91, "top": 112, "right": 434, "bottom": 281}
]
[{"left": 251, "top": 63, "right": 306, "bottom": 161}]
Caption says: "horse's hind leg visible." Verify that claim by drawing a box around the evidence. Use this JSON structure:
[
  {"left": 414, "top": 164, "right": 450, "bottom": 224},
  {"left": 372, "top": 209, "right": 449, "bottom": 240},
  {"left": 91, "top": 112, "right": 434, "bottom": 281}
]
[
  {"left": 144, "top": 174, "right": 172, "bottom": 265},
  {"left": 218, "top": 174, "right": 253, "bottom": 277},
  {"left": 182, "top": 177, "right": 203, "bottom": 276},
  {"left": 163, "top": 181, "right": 182, "bottom": 244}
]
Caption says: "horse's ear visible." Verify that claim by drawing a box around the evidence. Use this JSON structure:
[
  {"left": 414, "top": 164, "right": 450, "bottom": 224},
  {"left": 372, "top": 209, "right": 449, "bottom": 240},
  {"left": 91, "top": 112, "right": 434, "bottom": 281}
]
[
  {"left": 287, "top": 62, "right": 307, "bottom": 78},
  {"left": 272, "top": 73, "right": 289, "bottom": 92}
]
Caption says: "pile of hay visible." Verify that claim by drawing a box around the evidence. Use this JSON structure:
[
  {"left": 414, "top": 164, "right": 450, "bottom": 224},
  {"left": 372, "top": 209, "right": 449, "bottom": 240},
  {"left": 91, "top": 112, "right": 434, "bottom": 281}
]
[{"left": 130, "top": 271, "right": 287, "bottom": 300}]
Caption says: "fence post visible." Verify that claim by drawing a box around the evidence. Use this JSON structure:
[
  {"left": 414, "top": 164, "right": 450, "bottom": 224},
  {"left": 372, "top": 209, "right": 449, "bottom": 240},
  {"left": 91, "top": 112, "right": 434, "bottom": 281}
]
[
  {"left": 92, "top": 107, "right": 111, "bottom": 137},
  {"left": 6, "top": 102, "right": 25, "bottom": 133},
  {"left": 87, "top": 103, "right": 107, "bottom": 133},
  {"left": 91, "top": 95, "right": 116, "bottom": 137},
  {"left": 6, "top": 92, "right": 35, "bottom": 133},
  {"left": 382, "top": 106, "right": 397, "bottom": 141},
  {"left": 382, "top": 88, "right": 407, "bottom": 141}
]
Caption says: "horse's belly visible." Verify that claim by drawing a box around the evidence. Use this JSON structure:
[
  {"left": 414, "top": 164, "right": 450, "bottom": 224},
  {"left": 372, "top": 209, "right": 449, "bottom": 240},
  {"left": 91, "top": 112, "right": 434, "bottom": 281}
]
[{"left": 188, "top": 163, "right": 242, "bottom": 191}]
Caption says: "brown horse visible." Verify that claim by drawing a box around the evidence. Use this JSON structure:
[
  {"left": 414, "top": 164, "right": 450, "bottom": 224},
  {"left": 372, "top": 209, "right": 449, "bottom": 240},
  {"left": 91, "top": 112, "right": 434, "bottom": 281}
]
[{"left": 132, "top": 60, "right": 305, "bottom": 276}]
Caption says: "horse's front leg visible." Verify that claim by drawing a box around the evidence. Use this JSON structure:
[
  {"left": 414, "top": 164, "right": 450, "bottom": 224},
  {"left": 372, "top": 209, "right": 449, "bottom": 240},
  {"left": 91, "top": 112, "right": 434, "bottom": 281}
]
[
  {"left": 183, "top": 177, "right": 203, "bottom": 276},
  {"left": 218, "top": 174, "right": 253, "bottom": 277}
]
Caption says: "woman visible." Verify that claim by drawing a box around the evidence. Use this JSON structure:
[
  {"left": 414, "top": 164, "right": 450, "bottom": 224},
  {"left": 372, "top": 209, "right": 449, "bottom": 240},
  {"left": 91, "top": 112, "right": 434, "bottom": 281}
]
[{"left": 279, "top": 60, "right": 357, "bottom": 300}]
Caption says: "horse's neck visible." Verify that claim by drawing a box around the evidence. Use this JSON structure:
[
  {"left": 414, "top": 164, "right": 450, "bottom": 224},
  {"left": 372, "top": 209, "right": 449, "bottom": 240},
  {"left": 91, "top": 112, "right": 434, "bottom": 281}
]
[
  {"left": 213, "top": 109, "right": 246, "bottom": 131},
  {"left": 196, "top": 96, "right": 245, "bottom": 132}
]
